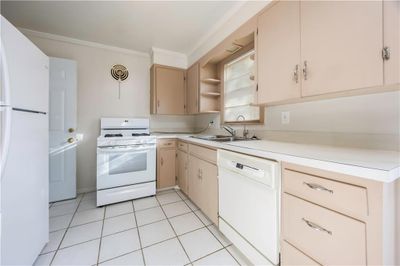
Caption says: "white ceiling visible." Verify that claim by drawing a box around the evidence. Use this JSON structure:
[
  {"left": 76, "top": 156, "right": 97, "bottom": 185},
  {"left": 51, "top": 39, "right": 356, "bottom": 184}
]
[{"left": 1, "top": 1, "right": 243, "bottom": 55}]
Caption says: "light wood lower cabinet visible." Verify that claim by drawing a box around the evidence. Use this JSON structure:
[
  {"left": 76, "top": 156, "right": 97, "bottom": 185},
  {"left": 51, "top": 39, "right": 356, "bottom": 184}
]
[
  {"left": 281, "top": 162, "right": 399, "bottom": 265},
  {"left": 172, "top": 141, "right": 218, "bottom": 225},
  {"left": 281, "top": 241, "right": 319, "bottom": 266},
  {"left": 187, "top": 144, "right": 218, "bottom": 225},
  {"left": 156, "top": 139, "right": 176, "bottom": 189},
  {"left": 176, "top": 149, "right": 188, "bottom": 195},
  {"left": 283, "top": 193, "right": 366, "bottom": 265}
]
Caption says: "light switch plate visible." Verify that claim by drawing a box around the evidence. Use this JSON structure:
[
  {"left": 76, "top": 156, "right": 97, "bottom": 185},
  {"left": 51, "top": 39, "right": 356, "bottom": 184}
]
[{"left": 281, "top": 111, "right": 290, "bottom": 124}]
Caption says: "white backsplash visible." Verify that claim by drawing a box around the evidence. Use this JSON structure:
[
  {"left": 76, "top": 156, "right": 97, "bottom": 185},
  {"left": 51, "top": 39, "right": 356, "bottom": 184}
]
[{"left": 194, "top": 91, "right": 400, "bottom": 151}]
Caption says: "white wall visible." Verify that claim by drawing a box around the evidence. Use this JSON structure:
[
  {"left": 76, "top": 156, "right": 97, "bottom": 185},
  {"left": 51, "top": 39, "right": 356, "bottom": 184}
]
[
  {"left": 151, "top": 47, "right": 187, "bottom": 69},
  {"left": 25, "top": 33, "right": 194, "bottom": 193},
  {"left": 195, "top": 91, "right": 400, "bottom": 150}
]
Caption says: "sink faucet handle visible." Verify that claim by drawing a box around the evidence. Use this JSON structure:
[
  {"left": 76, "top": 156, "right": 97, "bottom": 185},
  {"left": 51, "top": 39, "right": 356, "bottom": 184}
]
[{"left": 222, "top": 125, "right": 236, "bottom": 137}]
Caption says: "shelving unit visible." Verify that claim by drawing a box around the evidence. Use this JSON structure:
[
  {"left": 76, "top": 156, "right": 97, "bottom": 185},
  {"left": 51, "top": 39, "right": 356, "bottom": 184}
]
[
  {"left": 201, "top": 78, "right": 221, "bottom": 84},
  {"left": 201, "top": 92, "right": 221, "bottom": 97},
  {"left": 199, "top": 62, "right": 221, "bottom": 113}
]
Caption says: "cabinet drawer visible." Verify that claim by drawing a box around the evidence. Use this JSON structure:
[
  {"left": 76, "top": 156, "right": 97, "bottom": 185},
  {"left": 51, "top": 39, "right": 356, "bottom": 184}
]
[
  {"left": 282, "top": 193, "right": 366, "bottom": 265},
  {"left": 177, "top": 141, "right": 188, "bottom": 152},
  {"left": 283, "top": 169, "right": 368, "bottom": 218},
  {"left": 189, "top": 144, "right": 216, "bottom": 164},
  {"left": 281, "top": 240, "right": 320, "bottom": 266},
  {"left": 157, "top": 139, "right": 176, "bottom": 149}
]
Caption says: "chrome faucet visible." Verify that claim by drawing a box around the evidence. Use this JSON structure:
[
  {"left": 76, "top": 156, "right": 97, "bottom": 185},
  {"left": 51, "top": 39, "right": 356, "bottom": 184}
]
[
  {"left": 222, "top": 125, "right": 236, "bottom": 137},
  {"left": 236, "top": 115, "right": 249, "bottom": 139}
]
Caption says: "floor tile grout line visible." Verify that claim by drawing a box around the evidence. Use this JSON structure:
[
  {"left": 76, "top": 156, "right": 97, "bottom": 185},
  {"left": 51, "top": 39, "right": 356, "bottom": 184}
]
[
  {"left": 46, "top": 192, "right": 238, "bottom": 265},
  {"left": 180, "top": 196, "right": 240, "bottom": 264},
  {"left": 48, "top": 192, "right": 85, "bottom": 265},
  {"left": 51, "top": 198, "right": 195, "bottom": 249},
  {"left": 190, "top": 246, "right": 227, "bottom": 264},
  {"left": 53, "top": 225, "right": 139, "bottom": 254},
  {"left": 155, "top": 194, "right": 192, "bottom": 264},
  {"left": 132, "top": 200, "right": 147, "bottom": 266},
  {"left": 97, "top": 248, "right": 142, "bottom": 265},
  {"left": 96, "top": 203, "right": 107, "bottom": 265}
]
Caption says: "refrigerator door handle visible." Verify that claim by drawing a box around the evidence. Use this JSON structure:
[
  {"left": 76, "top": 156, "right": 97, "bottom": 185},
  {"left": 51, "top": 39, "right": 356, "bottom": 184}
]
[
  {"left": 12, "top": 107, "right": 46, "bottom": 115},
  {"left": 1, "top": 106, "right": 12, "bottom": 178},
  {"left": 1, "top": 40, "right": 12, "bottom": 178}
]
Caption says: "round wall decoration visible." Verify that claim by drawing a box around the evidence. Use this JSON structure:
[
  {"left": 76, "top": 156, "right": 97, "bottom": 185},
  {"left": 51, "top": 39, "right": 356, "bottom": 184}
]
[{"left": 111, "top": 64, "right": 129, "bottom": 99}]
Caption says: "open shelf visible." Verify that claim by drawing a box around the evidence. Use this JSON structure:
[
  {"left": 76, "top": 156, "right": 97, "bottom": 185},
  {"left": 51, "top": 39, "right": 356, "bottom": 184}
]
[
  {"left": 201, "top": 92, "right": 221, "bottom": 97},
  {"left": 201, "top": 78, "right": 221, "bottom": 84},
  {"left": 200, "top": 110, "right": 220, "bottom": 114}
]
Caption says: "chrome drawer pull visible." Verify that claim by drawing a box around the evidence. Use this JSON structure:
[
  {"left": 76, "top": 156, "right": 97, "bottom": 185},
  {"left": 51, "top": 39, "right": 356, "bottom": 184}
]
[
  {"left": 303, "top": 182, "right": 333, "bottom": 194},
  {"left": 302, "top": 218, "right": 332, "bottom": 235}
]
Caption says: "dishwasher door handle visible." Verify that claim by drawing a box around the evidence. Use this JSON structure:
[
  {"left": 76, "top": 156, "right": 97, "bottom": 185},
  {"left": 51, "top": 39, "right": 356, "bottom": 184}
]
[{"left": 230, "top": 161, "right": 265, "bottom": 179}]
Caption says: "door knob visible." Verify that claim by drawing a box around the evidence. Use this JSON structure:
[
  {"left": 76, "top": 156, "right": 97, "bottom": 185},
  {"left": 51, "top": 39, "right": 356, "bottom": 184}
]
[
  {"left": 68, "top": 128, "right": 75, "bottom": 133},
  {"left": 67, "top": 137, "right": 74, "bottom": 143}
]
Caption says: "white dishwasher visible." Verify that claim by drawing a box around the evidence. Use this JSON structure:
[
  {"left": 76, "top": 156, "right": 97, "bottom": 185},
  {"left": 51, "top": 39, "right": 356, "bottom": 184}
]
[{"left": 217, "top": 150, "right": 280, "bottom": 265}]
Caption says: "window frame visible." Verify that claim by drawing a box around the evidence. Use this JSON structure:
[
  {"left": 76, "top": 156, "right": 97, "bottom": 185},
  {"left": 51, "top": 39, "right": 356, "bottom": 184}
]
[{"left": 219, "top": 42, "right": 264, "bottom": 125}]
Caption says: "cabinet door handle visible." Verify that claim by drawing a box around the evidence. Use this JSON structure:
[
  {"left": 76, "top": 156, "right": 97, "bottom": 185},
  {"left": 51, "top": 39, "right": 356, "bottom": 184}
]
[
  {"left": 157, "top": 100, "right": 160, "bottom": 107},
  {"left": 160, "top": 157, "right": 164, "bottom": 166},
  {"left": 382, "top": 46, "right": 391, "bottom": 60},
  {"left": 293, "top": 64, "right": 299, "bottom": 83},
  {"left": 303, "top": 182, "right": 333, "bottom": 194},
  {"left": 302, "top": 61, "right": 308, "bottom": 80},
  {"left": 302, "top": 218, "right": 332, "bottom": 235}
]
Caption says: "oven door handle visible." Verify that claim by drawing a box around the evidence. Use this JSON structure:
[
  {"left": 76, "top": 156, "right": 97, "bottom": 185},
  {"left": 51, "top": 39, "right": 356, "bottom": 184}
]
[{"left": 98, "top": 145, "right": 155, "bottom": 153}]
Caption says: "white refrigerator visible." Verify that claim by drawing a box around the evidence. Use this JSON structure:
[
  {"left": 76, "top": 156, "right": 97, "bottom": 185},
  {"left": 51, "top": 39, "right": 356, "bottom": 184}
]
[{"left": 0, "top": 16, "right": 49, "bottom": 265}]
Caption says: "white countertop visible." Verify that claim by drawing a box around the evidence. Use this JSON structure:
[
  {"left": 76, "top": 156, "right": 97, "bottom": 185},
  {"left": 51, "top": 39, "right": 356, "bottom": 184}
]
[{"left": 155, "top": 134, "right": 400, "bottom": 183}]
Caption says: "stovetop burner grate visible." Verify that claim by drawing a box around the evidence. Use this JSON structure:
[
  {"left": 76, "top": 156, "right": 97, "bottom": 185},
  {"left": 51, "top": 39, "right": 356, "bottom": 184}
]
[
  {"left": 104, "top": 134, "right": 123, "bottom": 138},
  {"left": 132, "top": 133, "right": 150, "bottom": 136}
]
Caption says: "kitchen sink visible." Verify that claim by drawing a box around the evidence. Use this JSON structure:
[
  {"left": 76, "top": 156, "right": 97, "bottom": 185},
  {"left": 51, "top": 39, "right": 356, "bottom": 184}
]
[{"left": 190, "top": 135, "right": 250, "bottom": 142}]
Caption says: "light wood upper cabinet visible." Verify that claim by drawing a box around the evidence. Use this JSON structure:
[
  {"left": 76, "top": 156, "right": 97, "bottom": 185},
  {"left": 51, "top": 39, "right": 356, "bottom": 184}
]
[
  {"left": 176, "top": 149, "right": 188, "bottom": 194},
  {"left": 383, "top": 0, "right": 400, "bottom": 85},
  {"left": 257, "top": 1, "right": 301, "bottom": 104},
  {"left": 300, "top": 1, "right": 383, "bottom": 96},
  {"left": 186, "top": 63, "right": 199, "bottom": 114},
  {"left": 150, "top": 65, "right": 186, "bottom": 115},
  {"left": 157, "top": 139, "right": 176, "bottom": 189}
]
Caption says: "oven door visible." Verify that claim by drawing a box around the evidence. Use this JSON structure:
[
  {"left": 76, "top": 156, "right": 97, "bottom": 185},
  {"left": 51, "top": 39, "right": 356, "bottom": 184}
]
[{"left": 97, "top": 144, "right": 156, "bottom": 190}]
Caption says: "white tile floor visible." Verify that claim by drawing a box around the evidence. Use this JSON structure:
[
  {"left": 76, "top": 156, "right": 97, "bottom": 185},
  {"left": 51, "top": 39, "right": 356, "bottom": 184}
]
[{"left": 38, "top": 189, "right": 251, "bottom": 266}]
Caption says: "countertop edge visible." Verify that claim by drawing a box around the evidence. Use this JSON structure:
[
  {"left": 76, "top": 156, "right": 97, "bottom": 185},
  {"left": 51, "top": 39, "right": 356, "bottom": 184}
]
[{"left": 155, "top": 135, "right": 399, "bottom": 183}]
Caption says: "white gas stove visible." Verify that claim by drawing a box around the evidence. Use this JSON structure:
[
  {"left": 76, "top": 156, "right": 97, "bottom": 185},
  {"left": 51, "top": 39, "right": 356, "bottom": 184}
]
[{"left": 96, "top": 118, "right": 156, "bottom": 206}]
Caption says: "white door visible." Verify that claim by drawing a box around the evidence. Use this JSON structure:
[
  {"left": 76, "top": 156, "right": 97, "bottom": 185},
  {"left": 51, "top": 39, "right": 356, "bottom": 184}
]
[{"left": 49, "top": 57, "right": 77, "bottom": 202}]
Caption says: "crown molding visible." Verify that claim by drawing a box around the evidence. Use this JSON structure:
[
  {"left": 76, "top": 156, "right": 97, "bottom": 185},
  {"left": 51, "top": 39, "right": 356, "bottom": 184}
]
[
  {"left": 186, "top": 1, "right": 245, "bottom": 57},
  {"left": 19, "top": 28, "right": 150, "bottom": 58},
  {"left": 187, "top": 0, "right": 271, "bottom": 66}
]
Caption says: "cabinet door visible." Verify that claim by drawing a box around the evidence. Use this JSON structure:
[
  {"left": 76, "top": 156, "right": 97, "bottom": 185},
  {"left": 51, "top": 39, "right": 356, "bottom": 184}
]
[
  {"left": 188, "top": 155, "right": 201, "bottom": 207},
  {"left": 257, "top": 1, "right": 301, "bottom": 104},
  {"left": 383, "top": 0, "right": 400, "bottom": 85},
  {"left": 176, "top": 150, "right": 188, "bottom": 194},
  {"left": 157, "top": 148, "right": 176, "bottom": 189},
  {"left": 155, "top": 66, "right": 185, "bottom": 114},
  {"left": 300, "top": 1, "right": 383, "bottom": 96},
  {"left": 199, "top": 160, "right": 218, "bottom": 225},
  {"left": 187, "top": 63, "right": 199, "bottom": 114}
]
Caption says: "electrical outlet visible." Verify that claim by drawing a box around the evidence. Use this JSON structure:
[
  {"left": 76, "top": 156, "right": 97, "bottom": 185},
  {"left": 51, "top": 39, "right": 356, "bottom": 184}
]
[{"left": 281, "top": 111, "right": 290, "bottom": 124}]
